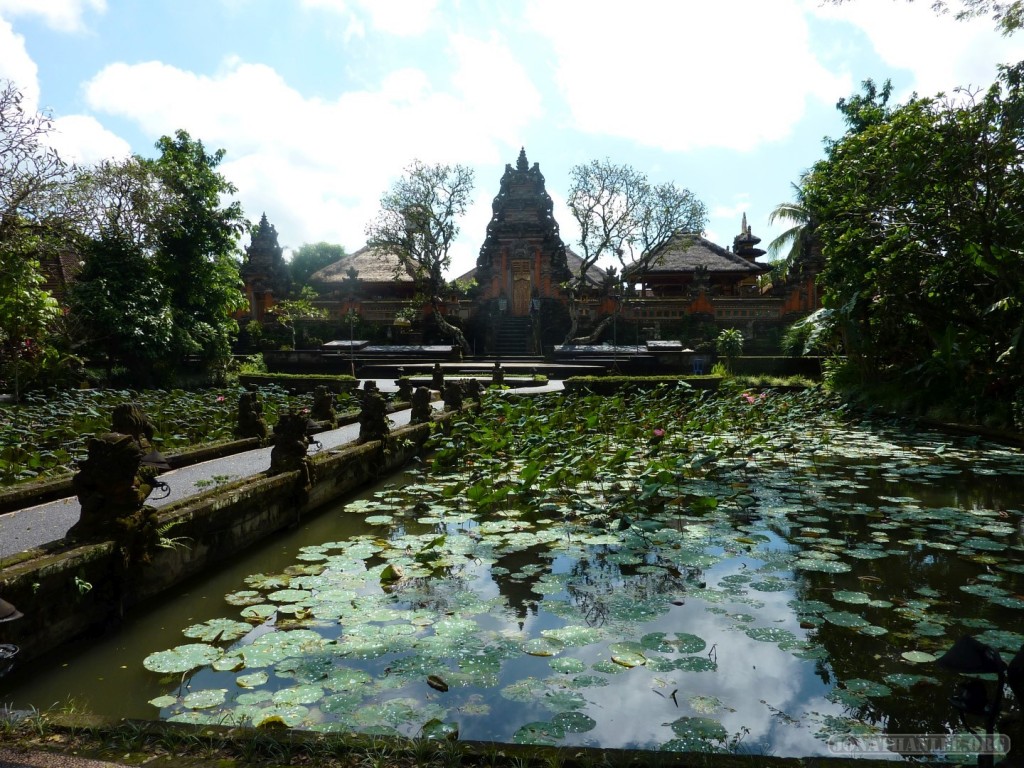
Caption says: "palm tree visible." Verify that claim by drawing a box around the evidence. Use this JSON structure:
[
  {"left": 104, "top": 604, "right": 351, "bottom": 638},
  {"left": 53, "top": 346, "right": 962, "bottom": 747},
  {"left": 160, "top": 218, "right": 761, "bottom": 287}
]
[{"left": 766, "top": 174, "right": 819, "bottom": 286}]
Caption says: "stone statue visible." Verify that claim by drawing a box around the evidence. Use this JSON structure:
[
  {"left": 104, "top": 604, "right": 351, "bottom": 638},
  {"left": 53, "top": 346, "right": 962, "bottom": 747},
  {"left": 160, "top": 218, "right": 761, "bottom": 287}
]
[
  {"left": 396, "top": 377, "right": 413, "bottom": 402},
  {"left": 431, "top": 363, "right": 444, "bottom": 391},
  {"left": 358, "top": 391, "right": 390, "bottom": 442},
  {"left": 491, "top": 361, "right": 504, "bottom": 386},
  {"left": 465, "top": 378, "right": 484, "bottom": 403},
  {"left": 68, "top": 433, "right": 160, "bottom": 553},
  {"left": 270, "top": 411, "right": 312, "bottom": 489},
  {"left": 310, "top": 385, "right": 337, "bottom": 427},
  {"left": 111, "top": 403, "right": 156, "bottom": 448},
  {"left": 410, "top": 386, "right": 432, "bottom": 425},
  {"left": 235, "top": 391, "right": 268, "bottom": 442},
  {"left": 443, "top": 381, "right": 464, "bottom": 411}
]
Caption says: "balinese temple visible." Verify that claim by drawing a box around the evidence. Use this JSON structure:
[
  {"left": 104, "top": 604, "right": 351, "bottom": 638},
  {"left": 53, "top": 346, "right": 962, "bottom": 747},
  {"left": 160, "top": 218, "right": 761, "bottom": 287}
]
[
  {"left": 457, "top": 148, "right": 602, "bottom": 355},
  {"left": 240, "top": 150, "right": 823, "bottom": 353},
  {"left": 309, "top": 245, "right": 417, "bottom": 324},
  {"left": 239, "top": 213, "right": 291, "bottom": 321}
]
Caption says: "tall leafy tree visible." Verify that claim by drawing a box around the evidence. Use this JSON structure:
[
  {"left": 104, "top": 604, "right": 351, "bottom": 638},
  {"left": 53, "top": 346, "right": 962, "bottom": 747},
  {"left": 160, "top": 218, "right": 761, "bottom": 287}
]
[
  {"left": 151, "top": 130, "right": 247, "bottom": 373},
  {"left": 289, "top": 242, "right": 346, "bottom": 287},
  {"left": 804, "top": 64, "right": 1024, "bottom": 410},
  {"left": 0, "top": 80, "right": 70, "bottom": 399},
  {"left": 366, "top": 160, "right": 475, "bottom": 353},
  {"left": 564, "top": 159, "right": 706, "bottom": 343}
]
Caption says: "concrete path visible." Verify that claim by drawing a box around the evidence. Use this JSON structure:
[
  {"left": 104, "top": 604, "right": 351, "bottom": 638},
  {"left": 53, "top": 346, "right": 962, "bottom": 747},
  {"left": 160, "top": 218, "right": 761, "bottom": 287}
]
[{"left": 0, "top": 379, "right": 564, "bottom": 562}]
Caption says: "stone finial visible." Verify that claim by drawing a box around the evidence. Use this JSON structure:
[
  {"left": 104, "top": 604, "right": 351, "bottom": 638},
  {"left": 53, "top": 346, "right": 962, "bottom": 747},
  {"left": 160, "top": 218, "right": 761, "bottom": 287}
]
[
  {"left": 741, "top": 212, "right": 748, "bottom": 235},
  {"left": 517, "top": 147, "right": 529, "bottom": 172}
]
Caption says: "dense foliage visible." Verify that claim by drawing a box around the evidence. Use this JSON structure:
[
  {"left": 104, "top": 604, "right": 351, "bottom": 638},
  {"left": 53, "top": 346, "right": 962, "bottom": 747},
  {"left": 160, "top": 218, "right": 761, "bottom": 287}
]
[{"left": 796, "top": 66, "right": 1024, "bottom": 427}]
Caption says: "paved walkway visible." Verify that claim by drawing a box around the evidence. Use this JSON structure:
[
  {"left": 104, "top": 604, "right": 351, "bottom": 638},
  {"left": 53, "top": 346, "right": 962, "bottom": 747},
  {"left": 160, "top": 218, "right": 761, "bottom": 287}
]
[{"left": 0, "top": 379, "right": 564, "bottom": 561}]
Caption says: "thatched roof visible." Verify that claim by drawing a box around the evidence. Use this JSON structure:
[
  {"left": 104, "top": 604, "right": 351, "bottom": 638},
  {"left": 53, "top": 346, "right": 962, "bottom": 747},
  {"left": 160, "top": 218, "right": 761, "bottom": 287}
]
[
  {"left": 310, "top": 245, "right": 415, "bottom": 285},
  {"left": 624, "top": 234, "right": 769, "bottom": 278}
]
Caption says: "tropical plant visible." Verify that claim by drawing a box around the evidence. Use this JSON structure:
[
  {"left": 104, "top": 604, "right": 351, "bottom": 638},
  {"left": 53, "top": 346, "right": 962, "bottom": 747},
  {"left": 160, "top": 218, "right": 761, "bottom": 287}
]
[
  {"left": 803, "top": 65, "right": 1024, "bottom": 416},
  {"left": 715, "top": 328, "right": 744, "bottom": 373}
]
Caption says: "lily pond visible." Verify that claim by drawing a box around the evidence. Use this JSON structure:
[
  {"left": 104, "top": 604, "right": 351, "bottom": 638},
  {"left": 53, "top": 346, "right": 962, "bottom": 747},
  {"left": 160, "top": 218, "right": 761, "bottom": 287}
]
[{"left": 9, "top": 386, "right": 1024, "bottom": 758}]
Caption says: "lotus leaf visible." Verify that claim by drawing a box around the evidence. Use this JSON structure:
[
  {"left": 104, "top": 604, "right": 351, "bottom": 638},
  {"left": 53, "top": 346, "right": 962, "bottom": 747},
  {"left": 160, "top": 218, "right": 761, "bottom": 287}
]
[
  {"left": 512, "top": 721, "right": 565, "bottom": 745},
  {"left": 235, "top": 671, "right": 268, "bottom": 689},
  {"left": 183, "top": 689, "right": 227, "bottom": 709},
  {"left": 674, "top": 656, "right": 717, "bottom": 672},
  {"left": 901, "top": 651, "right": 937, "bottom": 663},
  {"left": 825, "top": 611, "right": 868, "bottom": 628},
  {"left": 148, "top": 695, "right": 177, "bottom": 709},
  {"left": 669, "top": 716, "right": 728, "bottom": 741},
  {"left": 183, "top": 618, "right": 252, "bottom": 643},
  {"left": 143, "top": 643, "right": 222, "bottom": 674},
  {"left": 553, "top": 711, "right": 597, "bottom": 733},
  {"left": 673, "top": 633, "right": 707, "bottom": 653}
]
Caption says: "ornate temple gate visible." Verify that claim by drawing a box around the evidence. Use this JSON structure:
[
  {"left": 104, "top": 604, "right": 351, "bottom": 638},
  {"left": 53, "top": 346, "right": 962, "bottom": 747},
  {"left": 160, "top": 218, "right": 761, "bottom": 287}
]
[{"left": 511, "top": 260, "right": 531, "bottom": 316}]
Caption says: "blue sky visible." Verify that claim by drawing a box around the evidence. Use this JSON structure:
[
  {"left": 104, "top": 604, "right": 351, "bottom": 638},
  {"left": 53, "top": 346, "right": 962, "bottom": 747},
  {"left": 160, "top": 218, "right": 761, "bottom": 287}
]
[{"left": 1, "top": 0, "right": 1019, "bottom": 278}]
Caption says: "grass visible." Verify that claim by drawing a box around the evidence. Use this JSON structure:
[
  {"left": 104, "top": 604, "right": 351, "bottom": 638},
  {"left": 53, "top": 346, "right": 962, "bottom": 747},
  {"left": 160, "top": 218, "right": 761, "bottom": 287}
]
[{"left": 0, "top": 702, "right": 799, "bottom": 768}]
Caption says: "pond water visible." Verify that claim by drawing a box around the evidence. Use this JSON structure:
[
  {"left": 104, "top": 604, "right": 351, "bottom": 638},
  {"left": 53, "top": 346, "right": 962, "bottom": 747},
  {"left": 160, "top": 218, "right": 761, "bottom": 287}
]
[{"left": 3, "top": 388, "right": 1023, "bottom": 759}]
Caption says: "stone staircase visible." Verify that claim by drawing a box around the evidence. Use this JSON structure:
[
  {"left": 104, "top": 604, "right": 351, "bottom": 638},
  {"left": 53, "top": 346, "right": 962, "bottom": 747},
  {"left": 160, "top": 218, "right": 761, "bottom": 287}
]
[{"left": 494, "top": 316, "right": 533, "bottom": 357}]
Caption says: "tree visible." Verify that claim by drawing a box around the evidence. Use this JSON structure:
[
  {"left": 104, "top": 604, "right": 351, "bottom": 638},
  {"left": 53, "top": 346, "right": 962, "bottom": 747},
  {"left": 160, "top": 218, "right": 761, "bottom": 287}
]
[
  {"left": 766, "top": 175, "right": 820, "bottom": 285},
  {"left": 803, "top": 64, "right": 1024, "bottom": 412},
  {"left": 70, "top": 230, "right": 173, "bottom": 377},
  {"left": 269, "top": 286, "right": 327, "bottom": 349},
  {"left": 564, "top": 159, "right": 707, "bottom": 343},
  {"left": 715, "top": 328, "right": 744, "bottom": 373},
  {"left": 366, "top": 160, "right": 475, "bottom": 353},
  {"left": 289, "top": 242, "right": 346, "bottom": 287},
  {"left": 151, "top": 130, "right": 247, "bottom": 374},
  {"left": 0, "top": 80, "right": 71, "bottom": 399},
  {"left": 829, "top": 0, "right": 1022, "bottom": 34}
]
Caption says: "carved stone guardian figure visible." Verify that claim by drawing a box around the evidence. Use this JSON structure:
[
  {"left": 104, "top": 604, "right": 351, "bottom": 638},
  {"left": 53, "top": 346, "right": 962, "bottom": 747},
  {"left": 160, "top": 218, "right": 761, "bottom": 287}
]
[
  {"left": 396, "top": 377, "right": 413, "bottom": 402},
  {"left": 270, "top": 411, "right": 312, "bottom": 489},
  {"left": 236, "top": 391, "right": 269, "bottom": 441},
  {"left": 410, "top": 386, "right": 432, "bottom": 425},
  {"left": 491, "top": 362, "right": 504, "bottom": 386},
  {"left": 68, "top": 433, "right": 160, "bottom": 557},
  {"left": 310, "top": 385, "right": 337, "bottom": 427},
  {"left": 358, "top": 391, "right": 390, "bottom": 442},
  {"left": 431, "top": 363, "right": 444, "bottom": 391},
  {"left": 443, "top": 381, "right": 464, "bottom": 411}
]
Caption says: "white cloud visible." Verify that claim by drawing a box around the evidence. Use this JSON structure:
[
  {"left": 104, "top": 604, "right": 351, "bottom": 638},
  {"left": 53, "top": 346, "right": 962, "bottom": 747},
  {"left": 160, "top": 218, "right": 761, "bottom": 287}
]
[
  {"left": 809, "top": 0, "right": 1021, "bottom": 98},
  {"left": 83, "top": 46, "right": 541, "bottom": 259},
  {"left": 0, "top": 0, "right": 105, "bottom": 32},
  {"left": 524, "top": 0, "right": 851, "bottom": 152},
  {"left": 300, "top": 0, "right": 438, "bottom": 37},
  {"left": 47, "top": 114, "right": 131, "bottom": 165},
  {"left": 0, "top": 16, "right": 39, "bottom": 108}
]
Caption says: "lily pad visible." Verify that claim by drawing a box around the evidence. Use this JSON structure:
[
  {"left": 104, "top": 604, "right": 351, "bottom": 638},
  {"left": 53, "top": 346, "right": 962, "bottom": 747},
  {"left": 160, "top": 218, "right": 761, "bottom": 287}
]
[{"left": 143, "top": 643, "right": 222, "bottom": 674}]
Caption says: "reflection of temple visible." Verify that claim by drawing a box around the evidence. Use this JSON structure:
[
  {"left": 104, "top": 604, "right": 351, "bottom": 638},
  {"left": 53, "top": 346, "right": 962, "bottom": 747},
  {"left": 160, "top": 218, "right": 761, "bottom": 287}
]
[{"left": 241, "top": 150, "right": 823, "bottom": 353}]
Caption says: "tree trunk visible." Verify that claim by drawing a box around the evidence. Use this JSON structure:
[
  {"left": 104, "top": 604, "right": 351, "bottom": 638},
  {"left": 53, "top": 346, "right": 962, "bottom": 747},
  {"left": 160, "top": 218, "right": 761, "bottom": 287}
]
[
  {"left": 432, "top": 297, "right": 471, "bottom": 355},
  {"left": 571, "top": 315, "right": 613, "bottom": 345}
]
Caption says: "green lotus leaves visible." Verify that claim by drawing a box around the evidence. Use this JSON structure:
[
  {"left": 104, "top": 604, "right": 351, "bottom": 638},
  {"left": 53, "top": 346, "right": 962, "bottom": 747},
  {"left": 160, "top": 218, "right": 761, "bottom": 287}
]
[
  {"left": 132, "top": 390, "right": 1024, "bottom": 753},
  {"left": 825, "top": 611, "right": 869, "bottom": 628},
  {"left": 901, "top": 651, "right": 937, "bottom": 663},
  {"left": 183, "top": 618, "right": 252, "bottom": 643},
  {"left": 673, "top": 633, "right": 707, "bottom": 653},
  {"left": 143, "top": 643, "right": 222, "bottom": 674},
  {"left": 669, "top": 716, "right": 728, "bottom": 742},
  {"left": 183, "top": 689, "right": 227, "bottom": 709},
  {"left": 512, "top": 721, "right": 565, "bottom": 745}
]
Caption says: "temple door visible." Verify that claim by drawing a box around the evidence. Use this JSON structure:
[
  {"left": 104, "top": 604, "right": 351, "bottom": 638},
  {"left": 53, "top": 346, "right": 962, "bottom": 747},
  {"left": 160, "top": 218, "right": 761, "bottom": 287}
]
[{"left": 511, "top": 260, "right": 531, "bottom": 316}]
